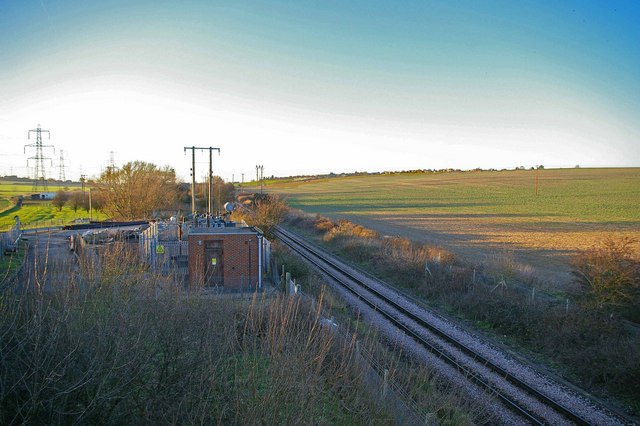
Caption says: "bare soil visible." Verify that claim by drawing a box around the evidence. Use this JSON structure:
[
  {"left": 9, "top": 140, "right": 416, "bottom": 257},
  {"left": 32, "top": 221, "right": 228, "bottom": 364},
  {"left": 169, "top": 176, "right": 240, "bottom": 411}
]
[{"left": 316, "top": 211, "right": 597, "bottom": 293}]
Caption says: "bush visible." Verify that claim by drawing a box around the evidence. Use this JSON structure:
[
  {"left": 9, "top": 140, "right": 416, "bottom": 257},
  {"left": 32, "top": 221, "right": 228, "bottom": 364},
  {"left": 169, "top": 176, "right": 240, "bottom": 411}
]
[
  {"left": 0, "top": 266, "right": 393, "bottom": 424},
  {"left": 232, "top": 194, "right": 288, "bottom": 238},
  {"left": 572, "top": 237, "right": 640, "bottom": 320},
  {"left": 284, "top": 212, "right": 640, "bottom": 407}
]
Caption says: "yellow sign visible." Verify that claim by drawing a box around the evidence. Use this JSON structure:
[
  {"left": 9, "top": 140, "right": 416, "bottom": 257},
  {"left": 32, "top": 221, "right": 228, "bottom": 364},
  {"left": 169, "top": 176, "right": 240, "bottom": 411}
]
[
  {"left": 156, "top": 245, "right": 165, "bottom": 254},
  {"left": 211, "top": 258, "right": 217, "bottom": 266}
]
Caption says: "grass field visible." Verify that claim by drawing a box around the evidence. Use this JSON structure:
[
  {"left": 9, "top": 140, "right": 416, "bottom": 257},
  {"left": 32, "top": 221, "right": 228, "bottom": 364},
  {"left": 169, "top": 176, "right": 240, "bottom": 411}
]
[
  {"left": 268, "top": 168, "right": 640, "bottom": 287},
  {"left": 0, "top": 180, "right": 106, "bottom": 230}
]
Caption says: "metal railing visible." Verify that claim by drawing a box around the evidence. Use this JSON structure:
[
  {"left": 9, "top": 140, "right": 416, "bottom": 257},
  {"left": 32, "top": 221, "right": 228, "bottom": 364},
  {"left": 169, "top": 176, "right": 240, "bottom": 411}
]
[{"left": 1, "top": 218, "right": 22, "bottom": 255}]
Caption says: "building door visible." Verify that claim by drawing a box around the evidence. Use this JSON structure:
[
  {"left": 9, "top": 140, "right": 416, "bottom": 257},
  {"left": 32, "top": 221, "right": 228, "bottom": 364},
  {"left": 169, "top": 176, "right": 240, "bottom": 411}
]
[{"left": 204, "top": 240, "right": 223, "bottom": 287}]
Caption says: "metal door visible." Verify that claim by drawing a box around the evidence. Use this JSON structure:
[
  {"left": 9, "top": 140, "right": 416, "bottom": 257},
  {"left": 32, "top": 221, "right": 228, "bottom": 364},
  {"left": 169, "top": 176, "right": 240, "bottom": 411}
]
[{"left": 204, "top": 240, "right": 223, "bottom": 287}]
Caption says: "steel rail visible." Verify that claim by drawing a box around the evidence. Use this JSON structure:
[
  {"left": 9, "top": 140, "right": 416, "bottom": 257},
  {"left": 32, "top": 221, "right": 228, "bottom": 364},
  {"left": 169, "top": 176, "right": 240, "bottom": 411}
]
[{"left": 275, "top": 226, "right": 593, "bottom": 425}]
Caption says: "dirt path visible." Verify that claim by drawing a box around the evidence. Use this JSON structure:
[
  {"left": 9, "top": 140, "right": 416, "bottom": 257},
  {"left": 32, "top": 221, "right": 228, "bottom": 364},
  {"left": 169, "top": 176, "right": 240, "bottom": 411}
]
[{"left": 20, "top": 229, "right": 77, "bottom": 292}]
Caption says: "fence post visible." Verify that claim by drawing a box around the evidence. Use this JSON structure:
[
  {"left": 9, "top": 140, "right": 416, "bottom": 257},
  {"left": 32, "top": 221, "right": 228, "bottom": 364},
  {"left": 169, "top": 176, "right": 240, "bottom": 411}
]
[
  {"left": 151, "top": 239, "right": 156, "bottom": 272},
  {"left": 383, "top": 369, "right": 389, "bottom": 398},
  {"left": 285, "top": 272, "right": 291, "bottom": 295}
]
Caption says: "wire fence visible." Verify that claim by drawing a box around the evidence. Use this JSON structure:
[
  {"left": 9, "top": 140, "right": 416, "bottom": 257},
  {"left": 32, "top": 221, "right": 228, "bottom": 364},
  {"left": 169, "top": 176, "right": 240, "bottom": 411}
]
[
  {"left": 1, "top": 218, "right": 22, "bottom": 256},
  {"left": 139, "top": 221, "right": 273, "bottom": 288},
  {"left": 275, "top": 263, "right": 426, "bottom": 424}
]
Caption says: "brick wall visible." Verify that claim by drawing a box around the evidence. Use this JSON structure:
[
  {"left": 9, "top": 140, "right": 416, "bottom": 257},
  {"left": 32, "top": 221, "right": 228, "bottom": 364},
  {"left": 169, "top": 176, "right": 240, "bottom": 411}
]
[{"left": 188, "top": 232, "right": 260, "bottom": 289}]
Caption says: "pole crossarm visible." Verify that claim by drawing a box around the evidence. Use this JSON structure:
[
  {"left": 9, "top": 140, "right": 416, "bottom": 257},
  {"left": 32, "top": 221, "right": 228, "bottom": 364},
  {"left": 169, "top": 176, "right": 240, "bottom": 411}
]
[
  {"left": 25, "top": 125, "right": 55, "bottom": 191},
  {"left": 183, "top": 146, "right": 221, "bottom": 218}
]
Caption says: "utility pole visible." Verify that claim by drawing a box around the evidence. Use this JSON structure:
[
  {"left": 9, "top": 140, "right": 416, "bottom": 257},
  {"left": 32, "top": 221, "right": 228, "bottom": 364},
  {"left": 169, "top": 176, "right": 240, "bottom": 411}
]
[
  {"left": 185, "top": 147, "right": 196, "bottom": 217},
  {"left": 80, "top": 174, "right": 86, "bottom": 192},
  {"left": 218, "top": 180, "right": 221, "bottom": 215},
  {"left": 255, "top": 165, "right": 264, "bottom": 194},
  {"left": 25, "top": 124, "right": 55, "bottom": 192},
  {"left": 184, "top": 146, "right": 220, "bottom": 217},
  {"left": 208, "top": 148, "right": 217, "bottom": 215},
  {"left": 58, "top": 149, "right": 66, "bottom": 182},
  {"left": 260, "top": 165, "right": 264, "bottom": 194},
  {"left": 241, "top": 173, "right": 244, "bottom": 193}
]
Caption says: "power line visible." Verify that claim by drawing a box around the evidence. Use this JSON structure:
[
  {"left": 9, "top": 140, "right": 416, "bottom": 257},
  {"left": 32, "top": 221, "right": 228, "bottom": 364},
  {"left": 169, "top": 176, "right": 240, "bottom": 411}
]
[
  {"left": 24, "top": 124, "right": 55, "bottom": 192},
  {"left": 106, "top": 150, "right": 117, "bottom": 174},
  {"left": 183, "top": 146, "right": 221, "bottom": 217},
  {"left": 256, "top": 165, "right": 264, "bottom": 194}
]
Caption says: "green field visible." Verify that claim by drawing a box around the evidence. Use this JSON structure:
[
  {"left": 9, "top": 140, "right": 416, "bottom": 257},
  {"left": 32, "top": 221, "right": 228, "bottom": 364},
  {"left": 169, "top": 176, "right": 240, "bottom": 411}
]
[
  {"left": 270, "top": 168, "right": 639, "bottom": 221},
  {"left": 0, "top": 180, "right": 107, "bottom": 230},
  {"left": 268, "top": 168, "right": 640, "bottom": 284}
]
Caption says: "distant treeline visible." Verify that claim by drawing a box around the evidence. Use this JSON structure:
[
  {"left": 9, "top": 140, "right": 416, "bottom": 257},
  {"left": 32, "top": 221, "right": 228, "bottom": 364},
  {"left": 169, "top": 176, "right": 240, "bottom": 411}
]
[
  {"left": 0, "top": 176, "right": 79, "bottom": 184},
  {"left": 266, "top": 165, "right": 551, "bottom": 182}
]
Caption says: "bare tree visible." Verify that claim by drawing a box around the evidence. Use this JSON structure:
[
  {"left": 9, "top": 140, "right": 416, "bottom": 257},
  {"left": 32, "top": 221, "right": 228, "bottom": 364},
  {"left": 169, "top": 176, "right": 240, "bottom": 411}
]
[
  {"left": 52, "top": 190, "right": 69, "bottom": 212},
  {"left": 96, "top": 161, "right": 178, "bottom": 220},
  {"left": 70, "top": 191, "right": 86, "bottom": 213},
  {"left": 233, "top": 194, "right": 288, "bottom": 237}
]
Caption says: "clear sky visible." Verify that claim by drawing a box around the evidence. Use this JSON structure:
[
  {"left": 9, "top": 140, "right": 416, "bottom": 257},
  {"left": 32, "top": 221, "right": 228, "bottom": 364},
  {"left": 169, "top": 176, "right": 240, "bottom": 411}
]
[{"left": 1, "top": 0, "right": 639, "bottom": 182}]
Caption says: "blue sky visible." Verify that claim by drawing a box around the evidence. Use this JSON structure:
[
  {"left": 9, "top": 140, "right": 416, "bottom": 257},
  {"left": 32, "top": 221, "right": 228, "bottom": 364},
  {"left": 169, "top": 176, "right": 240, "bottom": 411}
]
[{"left": 1, "top": 0, "right": 639, "bottom": 181}]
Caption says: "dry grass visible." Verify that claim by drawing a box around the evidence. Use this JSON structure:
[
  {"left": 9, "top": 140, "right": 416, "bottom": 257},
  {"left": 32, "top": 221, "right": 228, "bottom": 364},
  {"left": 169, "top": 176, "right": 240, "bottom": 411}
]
[
  {"left": 284, "top": 212, "right": 640, "bottom": 412},
  {"left": 0, "top": 242, "right": 398, "bottom": 424},
  {"left": 272, "top": 242, "right": 495, "bottom": 424},
  {"left": 269, "top": 168, "right": 640, "bottom": 290},
  {"left": 572, "top": 237, "right": 640, "bottom": 321},
  {"left": 1, "top": 239, "right": 497, "bottom": 424}
]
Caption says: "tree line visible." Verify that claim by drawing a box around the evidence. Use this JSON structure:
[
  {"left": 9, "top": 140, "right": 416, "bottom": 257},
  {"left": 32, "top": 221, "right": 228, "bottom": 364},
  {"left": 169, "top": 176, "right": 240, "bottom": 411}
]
[{"left": 52, "top": 161, "right": 235, "bottom": 221}]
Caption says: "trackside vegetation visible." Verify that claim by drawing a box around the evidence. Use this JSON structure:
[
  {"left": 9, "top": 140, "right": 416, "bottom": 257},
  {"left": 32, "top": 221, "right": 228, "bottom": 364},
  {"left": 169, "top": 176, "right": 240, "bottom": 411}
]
[
  {"left": 0, "top": 243, "right": 386, "bottom": 424},
  {"left": 1, "top": 241, "right": 497, "bottom": 424},
  {"left": 282, "top": 212, "right": 640, "bottom": 413}
]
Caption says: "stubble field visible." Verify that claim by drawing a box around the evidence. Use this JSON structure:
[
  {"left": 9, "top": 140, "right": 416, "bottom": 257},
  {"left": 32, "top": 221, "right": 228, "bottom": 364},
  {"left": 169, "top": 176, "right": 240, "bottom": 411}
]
[{"left": 268, "top": 168, "right": 640, "bottom": 289}]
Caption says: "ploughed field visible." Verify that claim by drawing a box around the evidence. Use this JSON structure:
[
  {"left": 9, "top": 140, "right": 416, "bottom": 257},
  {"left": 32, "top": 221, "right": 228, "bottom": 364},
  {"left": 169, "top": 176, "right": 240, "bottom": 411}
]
[{"left": 268, "top": 168, "right": 640, "bottom": 289}]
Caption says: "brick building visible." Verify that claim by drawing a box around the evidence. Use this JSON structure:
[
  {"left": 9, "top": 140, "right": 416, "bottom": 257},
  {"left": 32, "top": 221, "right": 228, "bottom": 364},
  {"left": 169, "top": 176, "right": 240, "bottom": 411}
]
[{"left": 187, "top": 224, "right": 265, "bottom": 290}]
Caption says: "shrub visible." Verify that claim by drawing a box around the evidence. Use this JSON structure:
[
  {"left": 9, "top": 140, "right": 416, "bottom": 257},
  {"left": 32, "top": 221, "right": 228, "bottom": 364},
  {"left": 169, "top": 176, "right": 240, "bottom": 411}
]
[
  {"left": 0, "top": 265, "right": 394, "bottom": 424},
  {"left": 284, "top": 212, "right": 640, "bottom": 407},
  {"left": 233, "top": 194, "right": 288, "bottom": 238},
  {"left": 572, "top": 237, "right": 640, "bottom": 319}
]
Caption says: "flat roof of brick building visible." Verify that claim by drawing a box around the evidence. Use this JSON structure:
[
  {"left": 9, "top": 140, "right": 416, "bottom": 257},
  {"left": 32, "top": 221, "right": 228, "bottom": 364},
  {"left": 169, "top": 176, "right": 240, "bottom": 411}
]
[{"left": 187, "top": 226, "right": 262, "bottom": 236}]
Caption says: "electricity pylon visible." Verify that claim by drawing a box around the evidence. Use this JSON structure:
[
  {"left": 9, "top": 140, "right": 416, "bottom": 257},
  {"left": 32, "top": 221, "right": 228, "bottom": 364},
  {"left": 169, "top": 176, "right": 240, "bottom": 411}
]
[
  {"left": 24, "top": 124, "right": 55, "bottom": 192},
  {"left": 58, "top": 149, "right": 66, "bottom": 182}
]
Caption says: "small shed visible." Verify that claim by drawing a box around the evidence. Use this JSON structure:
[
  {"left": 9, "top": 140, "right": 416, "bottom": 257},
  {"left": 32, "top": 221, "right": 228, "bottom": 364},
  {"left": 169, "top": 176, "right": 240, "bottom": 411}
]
[
  {"left": 30, "top": 192, "right": 56, "bottom": 200},
  {"left": 187, "top": 224, "right": 265, "bottom": 290}
]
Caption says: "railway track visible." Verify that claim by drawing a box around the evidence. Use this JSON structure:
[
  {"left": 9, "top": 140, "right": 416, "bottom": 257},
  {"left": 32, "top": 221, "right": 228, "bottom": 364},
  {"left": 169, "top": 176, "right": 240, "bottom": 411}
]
[{"left": 275, "top": 225, "right": 627, "bottom": 425}]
